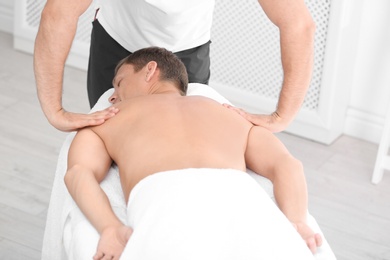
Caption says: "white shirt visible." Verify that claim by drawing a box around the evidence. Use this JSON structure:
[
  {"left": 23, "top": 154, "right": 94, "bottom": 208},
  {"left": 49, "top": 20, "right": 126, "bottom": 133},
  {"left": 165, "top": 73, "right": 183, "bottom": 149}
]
[{"left": 97, "top": 0, "right": 215, "bottom": 52}]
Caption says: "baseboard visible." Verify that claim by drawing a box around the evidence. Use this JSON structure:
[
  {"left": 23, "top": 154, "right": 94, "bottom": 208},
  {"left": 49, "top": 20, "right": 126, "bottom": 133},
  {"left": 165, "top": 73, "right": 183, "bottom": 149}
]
[
  {"left": 344, "top": 108, "right": 384, "bottom": 144},
  {"left": 0, "top": 3, "right": 13, "bottom": 33}
]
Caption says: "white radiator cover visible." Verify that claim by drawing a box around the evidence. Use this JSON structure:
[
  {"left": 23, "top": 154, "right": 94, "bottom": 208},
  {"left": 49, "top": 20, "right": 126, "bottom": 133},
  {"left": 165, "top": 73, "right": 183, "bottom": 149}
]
[
  {"left": 14, "top": 0, "right": 355, "bottom": 144},
  {"left": 211, "top": 0, "right": 329, "bottom": 113}
]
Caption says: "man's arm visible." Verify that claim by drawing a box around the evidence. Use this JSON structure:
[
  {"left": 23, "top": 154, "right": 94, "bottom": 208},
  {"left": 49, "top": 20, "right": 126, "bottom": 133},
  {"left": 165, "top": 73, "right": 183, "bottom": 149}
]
[
  {"left": 244, "top": 126, "right": 322, "bottom": 253},
  {"left": 244, "top": 126, "right": 307, "bottom": 224},
  {"left": 65, "top": 128, "right": 131, "bottom": 259},
  {"left": 34, "top": 0, "right": 117, "bottom": 131},
  {"left": 229, "top": 0, "right": 315, "bottom": 132}
]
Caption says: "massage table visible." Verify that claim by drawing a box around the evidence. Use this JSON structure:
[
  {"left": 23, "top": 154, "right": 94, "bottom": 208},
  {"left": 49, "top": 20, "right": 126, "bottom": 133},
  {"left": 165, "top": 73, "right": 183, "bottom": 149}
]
[{"left": 41, "top": 83, "right": 337, "bottom": 259}]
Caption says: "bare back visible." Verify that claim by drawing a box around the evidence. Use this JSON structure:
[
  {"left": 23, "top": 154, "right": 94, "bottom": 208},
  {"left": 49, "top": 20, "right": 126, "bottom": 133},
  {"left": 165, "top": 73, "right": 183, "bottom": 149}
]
[{"left": 92, "top": 94, "right": 253, "bottom": 200}]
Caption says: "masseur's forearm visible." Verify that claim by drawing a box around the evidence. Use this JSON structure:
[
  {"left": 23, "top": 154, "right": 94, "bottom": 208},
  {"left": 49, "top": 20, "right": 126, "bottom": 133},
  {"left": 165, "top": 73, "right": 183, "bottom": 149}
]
[
  {"left": 276, "top": 18, "right": 315, "bottom": 126},
  {"left": 258, "top": 0, "right": 315, "bottom": 129},
  {"left": 65, "top": 166, "right": 123, "bottom": 233},
  {"left": 33, "top": 0, "right": 91, "bottom": 124}
]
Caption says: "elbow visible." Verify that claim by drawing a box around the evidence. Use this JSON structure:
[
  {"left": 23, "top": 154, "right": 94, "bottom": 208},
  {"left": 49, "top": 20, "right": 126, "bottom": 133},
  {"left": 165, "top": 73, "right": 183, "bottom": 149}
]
[
  {"left": 64, "top": 165, "right": 82, "bottom": 192},
  {"left": 272, "top": 154, "right": 304, "bottom": 181},
  {"left": 297, "top": 14, "right": 316, "bottom": 41},
  {"left": 292, "top": 16, "right": 316, "bottom": 40},
  {"left": 40, "top": 3, "right": 62, "bottom": 24},
  {"left": 286, "top": 156, "right": 304, "bottom": 180},
  {"left": 39, "top": 6, "right": 66, "bottom": 33},
  {"left": 279, "top": 14, "right": 316, "bottom": 42},
  {"left": 64, "top": 167, "right": 75, "bottom": 191},
  {"left": 64, "top": 164, "right": 98, "bottom": 193},
  {"left": 303, "top": 16, "right": 316, "bottom": 39},
  {"left": 282, "top": 154, "right": 303, "bottom": 171},
  {"left": 39, "top": 1, "right": 88, "bottom": 26},
  {"left": 290, "top": 156, "right": 304, "bottom": 174}
]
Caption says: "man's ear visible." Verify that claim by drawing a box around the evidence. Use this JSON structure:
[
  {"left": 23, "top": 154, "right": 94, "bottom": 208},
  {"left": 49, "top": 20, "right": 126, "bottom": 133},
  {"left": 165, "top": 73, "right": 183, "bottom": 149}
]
[{"left": 145, "top": 61, "right": 158, "bottom": 82}]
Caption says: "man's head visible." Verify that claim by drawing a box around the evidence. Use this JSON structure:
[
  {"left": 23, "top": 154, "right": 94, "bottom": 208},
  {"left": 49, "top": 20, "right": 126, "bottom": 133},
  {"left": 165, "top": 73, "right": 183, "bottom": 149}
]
[{"left": 111, "top": 47, "right": 188, "bottom": 103}]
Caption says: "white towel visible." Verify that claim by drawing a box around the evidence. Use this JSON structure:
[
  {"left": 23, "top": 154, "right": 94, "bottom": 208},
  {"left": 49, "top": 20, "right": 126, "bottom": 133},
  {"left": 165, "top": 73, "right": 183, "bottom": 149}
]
[
  {"left": 41, "top": 83, "right": 336, "bottom": 260},
  {"left": 122, "top": 168, "right": 314, "bottom": 259}
]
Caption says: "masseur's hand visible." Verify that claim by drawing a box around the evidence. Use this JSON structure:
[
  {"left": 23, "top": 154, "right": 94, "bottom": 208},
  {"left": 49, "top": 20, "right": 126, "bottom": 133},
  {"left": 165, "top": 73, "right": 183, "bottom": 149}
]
[
  {"left": 94, "top": 225, "right": 133, "bottom": 260},
  {"left": 48, "top": 107, "right": 119, "bottom": 132},
  {"left": 223, "top": 104, "right": 288, "bottom": 133}
]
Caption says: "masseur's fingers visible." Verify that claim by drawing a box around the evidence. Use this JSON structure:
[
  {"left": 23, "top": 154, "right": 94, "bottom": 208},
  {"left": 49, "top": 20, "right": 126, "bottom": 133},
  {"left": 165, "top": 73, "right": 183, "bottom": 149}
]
[
  {"left": 222, "top": 103, "right": 246, "bottom": 117},
  {"left": 222, "top": 104, "right": 287, "bottom": 133},
  {"left": 50, "top": 107, "right": 119, "bottom": 132}
]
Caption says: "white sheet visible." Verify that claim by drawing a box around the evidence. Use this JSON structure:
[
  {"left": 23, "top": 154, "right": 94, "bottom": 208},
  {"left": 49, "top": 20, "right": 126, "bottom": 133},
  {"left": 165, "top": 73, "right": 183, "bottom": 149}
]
[
  {"left": 122, "top": 168, "right": 314, "bottom": 259},
  {"left": 42, "top": 84, "right": 336, "bottom": 260}
]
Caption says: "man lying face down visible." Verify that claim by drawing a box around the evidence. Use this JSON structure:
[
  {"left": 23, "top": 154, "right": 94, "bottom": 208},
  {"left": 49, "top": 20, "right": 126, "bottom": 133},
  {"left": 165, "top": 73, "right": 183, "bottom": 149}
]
[{"left": 64, "top": 47, "right": 322, "bottom": 260}]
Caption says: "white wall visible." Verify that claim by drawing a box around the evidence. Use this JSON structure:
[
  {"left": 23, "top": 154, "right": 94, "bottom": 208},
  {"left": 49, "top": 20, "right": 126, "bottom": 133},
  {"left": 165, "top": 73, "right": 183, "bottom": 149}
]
[
  {"left": 0, "top": 0, "right": 13, "bottom": 33},
  {"left": 343, "top": 0, "right": 390, "bottom": 144}
]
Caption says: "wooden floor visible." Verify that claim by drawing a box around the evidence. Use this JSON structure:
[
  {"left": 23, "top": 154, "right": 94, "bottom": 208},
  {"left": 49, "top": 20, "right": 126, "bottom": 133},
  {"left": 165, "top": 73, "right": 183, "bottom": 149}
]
[{"left": 1, "top": 31, "right": 389, "bottom": 260}]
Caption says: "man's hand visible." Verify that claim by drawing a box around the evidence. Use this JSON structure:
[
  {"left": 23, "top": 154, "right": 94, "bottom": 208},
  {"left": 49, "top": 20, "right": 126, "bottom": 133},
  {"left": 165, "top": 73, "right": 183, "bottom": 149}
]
[
  {"left": 223, "top": 104, "right": 288, "bottom": 133},
  {"left": 49, "top": 106, "right": 119, "bottom": 132},
  {"left": 93, "top": 225, "right": 133, "bottom": 260}
]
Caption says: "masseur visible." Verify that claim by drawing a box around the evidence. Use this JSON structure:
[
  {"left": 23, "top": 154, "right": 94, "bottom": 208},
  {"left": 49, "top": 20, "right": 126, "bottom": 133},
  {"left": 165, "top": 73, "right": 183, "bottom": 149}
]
[
  {"left": 64, "top": 47, "right": 322, "bottom": 259},
  {"left": 34, "top": 0, "right": 315, "bottom": 132}
]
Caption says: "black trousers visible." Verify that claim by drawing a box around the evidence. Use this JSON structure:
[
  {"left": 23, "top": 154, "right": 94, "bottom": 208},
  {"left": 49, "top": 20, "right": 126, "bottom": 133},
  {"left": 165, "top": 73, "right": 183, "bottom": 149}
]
[{"left": 87, "top": 20, "right": 211, "bottom": 107}]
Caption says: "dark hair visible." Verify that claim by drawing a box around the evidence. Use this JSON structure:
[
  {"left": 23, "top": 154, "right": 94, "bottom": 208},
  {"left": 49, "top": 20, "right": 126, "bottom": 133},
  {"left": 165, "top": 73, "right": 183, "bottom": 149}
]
[{"left": 115, "top": 47, "right": 188, "bottom": 95}]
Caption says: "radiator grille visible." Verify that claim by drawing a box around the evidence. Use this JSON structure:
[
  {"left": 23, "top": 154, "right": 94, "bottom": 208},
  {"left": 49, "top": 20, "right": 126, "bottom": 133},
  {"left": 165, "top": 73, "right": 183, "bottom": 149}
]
[
  {"left": 25, "top": 0, "right": 44, "bottom": 28},
  {"left": 210, "top": 0, "right": 331, "bottom": 111}
]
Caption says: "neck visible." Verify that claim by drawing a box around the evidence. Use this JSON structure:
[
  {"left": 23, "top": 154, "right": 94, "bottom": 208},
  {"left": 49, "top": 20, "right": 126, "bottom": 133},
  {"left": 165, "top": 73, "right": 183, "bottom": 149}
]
[{"left": 148, "top": 81, "right": 181, "bottom": 96}]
